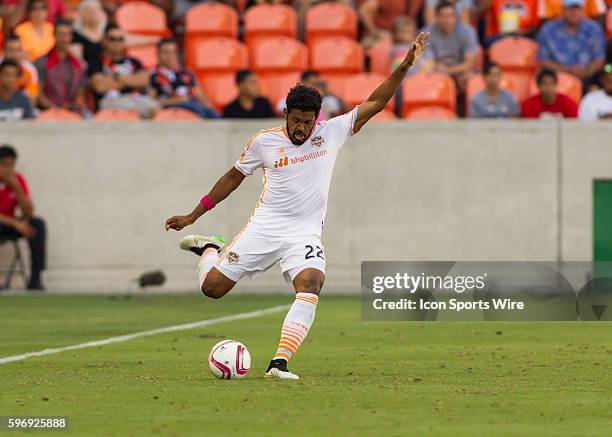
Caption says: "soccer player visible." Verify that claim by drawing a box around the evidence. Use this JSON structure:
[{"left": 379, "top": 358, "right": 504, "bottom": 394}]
[{"left": 165, "top": 32, "right": 430, "bottom": 380}]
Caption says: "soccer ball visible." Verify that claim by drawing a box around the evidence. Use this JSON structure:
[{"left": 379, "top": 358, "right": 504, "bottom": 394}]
[{"left": 208, "top": 340, "right": 251, "bottom": 379}]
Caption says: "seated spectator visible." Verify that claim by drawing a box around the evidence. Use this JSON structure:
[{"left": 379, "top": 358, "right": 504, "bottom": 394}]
[
  {"left": 87, "top": 24, "right": 159, "bottom": 118},
  {"left": 0, "top": 144, "right": 46, "bottom": 290},
  {"left": 521, "top": 68, "right": 578, "bottom": 118},
  {"left": 0, "top": 60, "right": 34, "bottom": 121},
  {"left": 0, "top": 35, "right": 39, "bottom": 104},
  {"left": 469, "top": 62, "right": 520, "bottom": 118},
  {"left": 72, "top": 0, "right": 106, "bottom": 67},
  {"left": 223, "top": 70, "right": 274, "bottom": 118},
  {"left": 538, "top": 0, "right": 606, "bottom": 21},
  {"left": 149, "top": 38, "right": 218, "bottom": 119},
  {"left": 536, "top": 0, "right": 605, "bottom": 89},
  {"left": 480, "top": 0, "right": 541, "bottom": 47},
  {"left": 359, "top": 0, "right": 423, "bottom": 47},
  {"left": 1, "top": 0, "right": 67, "bottom": 26},
  {"left": 276, "top": 71, "right": 343, "bottom": 121},
  {"left": 578, "top": 64, "right": 612, "bottom": 120},
  {"left": 390, "top": 16, "right": 434, "bottom": 76},
  {"left": 35, "top": 19, "right": 85, "bottom": 113},
  {"left": 424, "top": 0, "right": 472, "bottom": 26},
  {"left": 15, "top": 0, "right": 55, "bottom": 61},
  {"left": 423, "top": 0, "right": 479, "bottom": 94}
]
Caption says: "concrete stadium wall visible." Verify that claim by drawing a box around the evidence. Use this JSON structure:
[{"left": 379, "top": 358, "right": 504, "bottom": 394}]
[{"left": 0, "top": 120, "right": 609, "bottom": 293}]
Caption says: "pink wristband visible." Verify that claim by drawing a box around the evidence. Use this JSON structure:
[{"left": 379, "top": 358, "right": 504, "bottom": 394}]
[{"left": 200, "top": 195, "right": 216, "bottom": 210}]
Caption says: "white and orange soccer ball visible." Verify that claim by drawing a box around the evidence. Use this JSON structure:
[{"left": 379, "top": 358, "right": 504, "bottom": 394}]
[{"left": 208, "top": 340, "right": 251, "bottom": 380}]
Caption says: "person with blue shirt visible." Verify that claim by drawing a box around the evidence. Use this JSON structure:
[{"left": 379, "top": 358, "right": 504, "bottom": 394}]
[{"left": 536, "top": 0, "right": 605, "bottom": 91}]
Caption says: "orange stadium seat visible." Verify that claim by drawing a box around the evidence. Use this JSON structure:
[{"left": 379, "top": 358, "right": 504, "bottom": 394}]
[
  {"left": 154, "top": 108, "right": 201, "bottom": 120},
  {"left": 193, "top": 37, "right": 249, "bottom": 75},
  {"left": 201, "top": 73, "right": 270, "bottom": 112},
  {"left": 37, "top": 108, "right": 82, "bottom": 120},
  {"left": 184, "top": 3, "right": 239, "bottom": 68},
  {"left": 372, "top": 109, "right": 397, "bottom": 120},
  {"left": 244, "top": 4, "right": 297, "bottom": 49},
  {"left": 115, "top": 2, "right": 170, "bottom": 36},
  {"left": 251, "top": 37, "right": 308, "bottom": 77},
  {"left": 401, "top": 72, "right": 456, "bottom": 117},
  {"left": 465, "top": 74, "right": 519, "bottom": 114},
  {"left": 527, "top": 71, "right": 583, "bottom": 104},
  {"left": 607, "top": 8, "right": 612, "bottom": 38},
  {"left": 305, "top": 3, "right": 357, "bottom": 48},
  {"left": 259, "top": 71, "right": 301, "bottom": 110},
  {"left": 311, "top": 37, "right": 364, "bottom": 84},
  {"left": 489, "top": 37, "right": 538, "bottom": 102},
  {"left": 368, "top": 34, "right": 392, "bottom": 76},
  {"left": 126, "top": 44, "right": 157, "bottom": 69},
  {"left": 405, "top": 106, "right": 457, "bottom": 120},
  {"left": 94, "top": 109, "right": 140, "bottom": 121},
  {"left": 340, "top": 73, "right": 391, "bottom": 110}
]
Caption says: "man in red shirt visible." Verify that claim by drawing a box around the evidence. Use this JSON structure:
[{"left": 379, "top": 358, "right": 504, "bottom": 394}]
[
  {"left": 0, "top": 144, "right": 46, "bottom": 290},
  {"left": 521, "top": 68, "right": 578, "bottom": 118}
]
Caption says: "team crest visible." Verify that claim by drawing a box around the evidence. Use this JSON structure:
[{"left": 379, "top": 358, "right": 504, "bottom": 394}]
[
  {"left": 310, "top": 136, "right": 324, "bottom": 147},
  {"left": 228, "top": 251, "right": 240, "bottom": 263}
]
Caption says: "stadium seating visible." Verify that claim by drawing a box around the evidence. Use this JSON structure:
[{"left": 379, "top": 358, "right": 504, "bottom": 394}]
[
  {"left": 154, "top": 108, "right": 201, "bottom": 121},
  {"left": 126, "top": 44, "right": 157, "bottom": 69},
  {"left": 243, "top": 4, "right": 297, "bottom": 49},
  {"left": 259, "top": 71, "right": 301, "bottom": 110},
  {"left": 368, "top": 34, "right": 392, "bottom": 76},
  {"left": 401, "top": 72, "right": 456, "bottom": 117},
  {"left": 340, "top": 73, "right": 391, "bottom": 110},
  {"left": 372, "top": 109, "right": 397, "bottom": 120},
  {"left": 94, "top": 109, "right": 140, "bottom": 121},
  {"left": 185, "top": 3, "right": 239, "bottom": 68},
  {"left": 527, "top": 71, "right": 583, "bottom": 104},
  {"left": 607, "top": 7, "right": 612, "bottom": 39},
  {"left": 251, "top": 37, "right": 308, "bottom": 78},
  {"left": 405, "top": 106, "right": 457, "bottom": 120},
  {"left": 465, "top": 74, "right": 519, "bottom": 115},
  {"left": 115, "top": 2, "right": 170, "bottom": 37},
  {"left": 489, "top": 37, "right": 538, "bottom": 102},
  {"left": 311, "top": 37, "right": 364, "bottom": 90},
  {"left": 37, "top": 108, "right": 82, "bottom": 120},
  {"left": 305, "top": 3, "right": 357, "bottom": 48}
]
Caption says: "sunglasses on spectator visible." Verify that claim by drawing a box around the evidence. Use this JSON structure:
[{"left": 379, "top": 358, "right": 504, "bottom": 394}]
[{"left": 108, "top": 36, "right": 125, "bottom": 42}]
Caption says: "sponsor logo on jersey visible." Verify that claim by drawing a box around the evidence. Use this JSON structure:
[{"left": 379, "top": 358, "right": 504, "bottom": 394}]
[
  {"left": 273, "top": 149, "right": 328, "bottom": 169},
  {"left": 228, "top": 251, "right": 240, "bottom": 263},
  {"left": 274, "top": 156, "right": 289, "bottom": 168},
  {"left": 310, "top": 136, "right": 324, "bottom": 147}
]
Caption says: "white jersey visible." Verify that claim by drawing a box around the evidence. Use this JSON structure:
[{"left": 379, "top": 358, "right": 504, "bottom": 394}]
[{"left": 234, "top": 107, "right": 359, "bottom": 238}]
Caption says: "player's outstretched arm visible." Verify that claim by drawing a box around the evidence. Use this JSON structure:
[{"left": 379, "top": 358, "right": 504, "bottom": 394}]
[
  {"left": 164, "top": 167, "right": 246, "bottom": 231},
  {"left": 353, "top": 31, "right": 430, "bottom": 133}
]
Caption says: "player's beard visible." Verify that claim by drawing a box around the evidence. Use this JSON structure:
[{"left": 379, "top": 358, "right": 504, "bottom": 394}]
[{"left": 286, "top": 122, "right": 311, "bottom": 146}]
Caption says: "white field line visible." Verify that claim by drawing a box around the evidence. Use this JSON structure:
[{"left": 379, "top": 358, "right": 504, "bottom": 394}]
[{"left": 0, "top": 304, "right": 290, "bottom": 365}]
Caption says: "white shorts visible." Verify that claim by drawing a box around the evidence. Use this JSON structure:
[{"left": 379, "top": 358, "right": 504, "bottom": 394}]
[{"left": 215, "top": 228, "right": 326, "bottom": 285}]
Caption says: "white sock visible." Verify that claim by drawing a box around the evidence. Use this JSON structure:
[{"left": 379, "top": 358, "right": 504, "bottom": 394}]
[
  {"left": 198, "top": 247, "right": 219, "bottom": 288},
  {"left": 273, "top": 293, "right": 318, "bottom": 362}
]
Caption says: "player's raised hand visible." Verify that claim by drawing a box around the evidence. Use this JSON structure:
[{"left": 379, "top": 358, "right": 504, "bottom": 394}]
[
  {"left": 165, "top": 214, "right": 194, "bottom": 231},
  {"left": 404, "top": 32, "right": 430, "bottom": 68}
]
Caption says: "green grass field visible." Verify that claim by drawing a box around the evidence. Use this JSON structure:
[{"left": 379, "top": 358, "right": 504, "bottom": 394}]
[{"left": 1, "top": 293, "right": 611, "bottom": 436}]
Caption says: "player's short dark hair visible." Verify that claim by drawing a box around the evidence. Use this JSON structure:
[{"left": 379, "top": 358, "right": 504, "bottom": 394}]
[
  {"left": 3, "top": 34, "right": 21, "bottom": 50},
  {"left": 300, "top": 70, "right": 319, "bottom": 82},
  {"left": 286, "top": 84, "right": 322, "bottom": 117},
  {"left": 483, "top": 62, "right": 501, "bottom": 75},
  {"left": 536, "top": 68, "right": 557, "bottom": 85},
  {"left": 0, "top": 144, "right": 18, "bottom": 159},
  {"left": 235, "top": 69, "right": 254, "bottom": 85},
  {"left": 0, "top": 59, "right": 20, "bottom": 72},
  {"left": 435, "top": 0, "right": 456, "bottom": 13},
  {"left": 54, "top": 18, "right": 73, "bottom": 30},
  {"left": 157, "top": 37, "right": 177, "bottom": 51}
]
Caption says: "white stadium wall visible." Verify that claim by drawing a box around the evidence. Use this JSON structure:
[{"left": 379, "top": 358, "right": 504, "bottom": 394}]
[{"left": 1, "top": 120, "right": 610, "bottom": 293}]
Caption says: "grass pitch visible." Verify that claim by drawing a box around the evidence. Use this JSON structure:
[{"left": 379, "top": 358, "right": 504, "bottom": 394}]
[{"left": 1, "top": 293, "right": 611, "bottom": 436}]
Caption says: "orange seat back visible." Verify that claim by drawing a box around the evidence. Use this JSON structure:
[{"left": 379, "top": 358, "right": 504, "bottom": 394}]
[
  {"left": 305, "top": 3, "right": 357, "bottom": 47},
  {"left": 528, "top": 71, "right": 583, "bottom": 104},
  {"left": 94, "top": 109, "right": 140, "bottom": 121},
  {"left": 115, "top": 2, "right": 169, "bottom": 36},
  {"left": 489, "top": 37, "right": 538, "bottom": 72},
  {"left": 340, "top": 73, "right": 391, "bottom": 110},
  {"left": 405, "top": 106, "right": 457, "bottom": 120},
  {"left": 251, "top": 37, "right": 308, "bottom": 74},
  {"left": 154, "top": 108, "right": 201, "bottom": 120},
  {"left": 310, "top": 37, "right": 364, "bottom": 76},
  {"left": 402, "top": 72, "right": 456, "bottom": 117},
  {"left": 372, "top": 109, "right": 397, "bottom": 121},
  {"left": 368, "top": 34, "right": 392, "bottom": 76},
  {"left": 126, "top": 44, "right": 157, "bottom": 69},
  {"left": 244, "top": 5, "right": 296, "bottom": 48},
  {"left": 199, "top": 73, "right": 239, "bottom": 111},
  {"left": 258, "top": 71, "right": 301, "bottom": 109},
  {"left": 37, "top": 108, "right": 82, "bottom": 120},
  {"left": 193, "top": 38, "right": 249, "bottom": 74}
]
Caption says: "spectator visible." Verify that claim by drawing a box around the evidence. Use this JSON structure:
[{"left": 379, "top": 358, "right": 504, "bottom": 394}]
[
  {"left": 35, "top": 19, "right": 85, "bottom": 113},
  {"left": 0, "top": 144, "right": 46, "bottom": 290},
  {"left": 538, "top": 0, "right": 606, "bottom": 21},
  {"left": 0, "top": 1, "right": 28, "bottom": 34},
  {"left": 480, "top": 0, "right": 541, "bottom": 46},
  {"left": 87, "top": 24, "right": 159, "bottom": 118},
  {"left": 423, "top": 0, "right": 479, "bottom": 95},
  {"left": 359, "top": 0, "right": 424, "bottom": 47},
  {"left": 536, "top": 0, "right": 605, "bottom": 90},
  {"left": 14, "top": 0, "right": 56, "bottom": 61},
  {"left": 390, "top": 16, "right": 434, "bottom": 76},
  {"left": 1, "top": 0, "right": 66, "bottom": 27},
  {"left": 0, "top": 60, "right": 35, "bottom": 121},
  {"left": 72, "top": 0, "right": 106, "bottom": 67},
  {"left": 223, "top": 69, "right": 274, "bottom": 118},
  {"left": 149, "top": 38, "right": 218, "bottom": 118},
  {"left": 424, "top": 0, "right": 472, "bottom": 26},
  {"left": 469, "top": 62, "right": 520, "bottom": 117},
  {"left": 0, "top": 35, "right": 39, "bottom": 104},
  {"left": 578, "top": 64, "right": 612, "bottom": 120},
  {"left": 521, "top": 68, "right": 578, "bottom": 118},
  {"left": 276, "top": 70, "right": 343, "bottom": 121}
]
